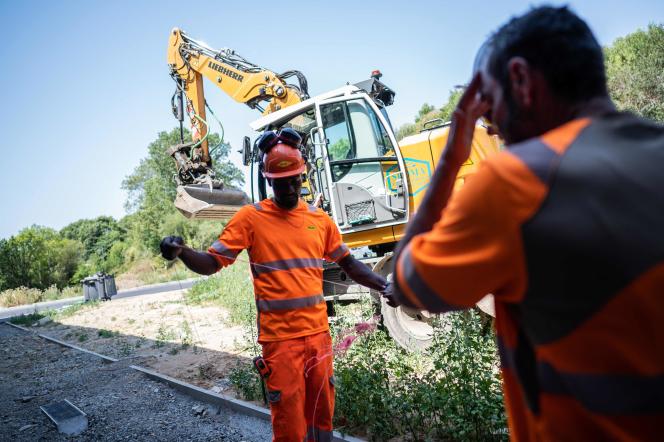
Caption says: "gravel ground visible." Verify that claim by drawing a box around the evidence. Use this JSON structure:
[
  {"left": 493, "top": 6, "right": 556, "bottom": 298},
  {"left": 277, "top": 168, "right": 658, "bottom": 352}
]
[{"left": 0, "top": 323, "right": 272, "bottom": 441}]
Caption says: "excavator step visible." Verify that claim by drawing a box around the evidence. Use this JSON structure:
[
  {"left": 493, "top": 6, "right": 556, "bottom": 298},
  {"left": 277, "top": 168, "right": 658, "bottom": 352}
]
[{"left": 174, "top": 185, "right": 250, "bottom": 220}]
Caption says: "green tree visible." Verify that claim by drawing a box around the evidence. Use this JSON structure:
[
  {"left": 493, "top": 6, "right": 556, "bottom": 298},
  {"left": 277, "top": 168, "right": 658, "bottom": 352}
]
[
  {"left": 436, "top": 89, "right": 463, "bottom": 122},
  {"left": 328, "top": 138, "right": 351, "bottom": 161},
  {"left": 0, "top": 226, "right": 83, "bottom": 290},
  {"left": 605, "top": 24, "right": 664, "bottom": 122},
  {"left": 415, "top": 103, "right": 436, "bottom": 123},
  {"left": 60, "top": 216, "right": 125, "bottom": 263},
  {"left": 395, "top": 89, "right": 463, "bottom": 141},
  {"left": 123, "top": 128, "right": 244, "bottom": 212}
]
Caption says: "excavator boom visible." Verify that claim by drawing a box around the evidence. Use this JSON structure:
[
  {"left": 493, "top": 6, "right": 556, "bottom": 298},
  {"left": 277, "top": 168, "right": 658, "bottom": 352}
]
[{"left": 166, "top": 28, "right": 308, "bottom": 218}]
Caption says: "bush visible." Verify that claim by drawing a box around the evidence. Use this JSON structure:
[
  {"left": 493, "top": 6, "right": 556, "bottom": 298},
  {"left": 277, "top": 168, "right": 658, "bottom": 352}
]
[
  {"left": 105, "top": 241, "right": 129, "bottom": 272},
  {"left": 228, "top": 362, "right": 263, "bottom": 402},
  {"left": 332, "top": 304, "right": 506, "bottom": 441}
]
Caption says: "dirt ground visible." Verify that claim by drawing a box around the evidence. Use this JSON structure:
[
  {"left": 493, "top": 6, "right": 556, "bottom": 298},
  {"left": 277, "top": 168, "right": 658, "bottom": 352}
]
[
  {"left": 35, "top": 290, "right": 255, "bottom": 396},
  {"left": 0, "top": 322, "right": 271, "bottom": 441}
]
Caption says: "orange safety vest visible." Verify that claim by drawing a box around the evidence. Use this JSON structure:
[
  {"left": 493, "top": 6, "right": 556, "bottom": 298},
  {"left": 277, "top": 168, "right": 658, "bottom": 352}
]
[
  {"left": 207, "top": 199, "right": 349, "bottom": 342},
  {"left": 395, "top": 115, "right": 664, "bottom": 440}
]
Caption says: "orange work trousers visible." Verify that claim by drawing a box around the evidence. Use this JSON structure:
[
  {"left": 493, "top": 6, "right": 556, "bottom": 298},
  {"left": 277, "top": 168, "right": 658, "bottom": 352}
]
[{"left": 262, "top": 331, "right": 335, "bottom": 442}]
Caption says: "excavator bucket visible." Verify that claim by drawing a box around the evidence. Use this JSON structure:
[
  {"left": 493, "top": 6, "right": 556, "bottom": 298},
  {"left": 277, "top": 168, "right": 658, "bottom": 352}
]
[{"left": 174, "top": 184, "right": 250, "bottom": 220}]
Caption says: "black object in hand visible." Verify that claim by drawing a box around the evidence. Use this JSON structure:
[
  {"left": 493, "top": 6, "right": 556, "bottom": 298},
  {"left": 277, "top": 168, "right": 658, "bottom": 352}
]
[{"left": 160, "top": 236, "right": 184, "bottom": 260}]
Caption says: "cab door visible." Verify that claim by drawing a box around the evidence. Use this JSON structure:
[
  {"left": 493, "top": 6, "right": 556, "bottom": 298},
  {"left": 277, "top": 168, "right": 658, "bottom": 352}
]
[{"left": 314, "top": 94, "right": 409, "bottom": 234}]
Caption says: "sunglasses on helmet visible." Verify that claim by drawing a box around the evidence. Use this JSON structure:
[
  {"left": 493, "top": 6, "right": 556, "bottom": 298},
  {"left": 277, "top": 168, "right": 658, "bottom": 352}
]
[{"left": 256, "top": 127, "right": 302, "bottom": 154}]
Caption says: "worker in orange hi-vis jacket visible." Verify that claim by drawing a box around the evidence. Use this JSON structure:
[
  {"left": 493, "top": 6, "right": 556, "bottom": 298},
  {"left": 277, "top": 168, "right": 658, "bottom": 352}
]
[
  {"left": 384, "top": 6, "right": 664, "bottom": 442},
  {"left": 160, "top": 127, "right": 388, "bottom": 442}
]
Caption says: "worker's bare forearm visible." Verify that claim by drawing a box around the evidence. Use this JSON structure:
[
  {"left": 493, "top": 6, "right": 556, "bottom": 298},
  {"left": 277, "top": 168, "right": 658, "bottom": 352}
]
[
  {"left": 178, "top": 247, "right": 220, "bottom": 275},
  {"left": 338, "top": 255, "right": 387, "bottom": 292}
]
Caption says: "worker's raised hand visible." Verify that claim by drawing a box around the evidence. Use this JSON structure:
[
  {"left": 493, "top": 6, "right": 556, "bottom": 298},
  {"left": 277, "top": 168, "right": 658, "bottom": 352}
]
[
  {"left": 160, "top": 236, "right": 185, "bottom": 260},
  {"left": 444, "top": 73, "right": 491, "bottom": 168}
]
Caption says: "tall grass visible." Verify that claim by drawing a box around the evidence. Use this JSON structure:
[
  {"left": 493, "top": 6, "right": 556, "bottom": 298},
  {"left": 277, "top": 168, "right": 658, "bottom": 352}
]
[
  {"left": 185, "top": 254, "right": 255, "bottom": 327},
  {"left": 0, "top": 285, "right": 80, "bottom": 308}
]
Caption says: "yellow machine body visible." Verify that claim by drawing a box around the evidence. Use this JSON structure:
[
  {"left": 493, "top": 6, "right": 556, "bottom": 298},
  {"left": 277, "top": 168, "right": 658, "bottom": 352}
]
[{"left": 342, "top": 124, "right": 501, "bottom": 249}]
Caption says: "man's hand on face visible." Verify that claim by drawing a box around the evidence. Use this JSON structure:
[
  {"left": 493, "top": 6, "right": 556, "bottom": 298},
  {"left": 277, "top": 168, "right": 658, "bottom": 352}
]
[
  {"left": 160, "top": 236, "right": 185, "bottom": 260},
  {"left": 444, "top": 73, "right": 492, "bottom": 168}
]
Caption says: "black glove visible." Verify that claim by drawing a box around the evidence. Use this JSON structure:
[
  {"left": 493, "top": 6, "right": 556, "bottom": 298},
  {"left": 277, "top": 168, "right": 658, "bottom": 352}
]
[
  {"left": 381, "top": 282, "right": 401, "bottom": 308},
  {"left": 160, "top": 236, "right": 184, "bottom": 260}
]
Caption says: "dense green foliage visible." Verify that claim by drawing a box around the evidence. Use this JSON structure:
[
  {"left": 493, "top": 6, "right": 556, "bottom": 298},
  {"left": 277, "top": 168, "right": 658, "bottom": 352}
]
[
  {"left": 0, "top": 226, "right": 82, "bottom": 290},
  {"left": 605, "top": 23, "right": 664, "bottom": 122}
]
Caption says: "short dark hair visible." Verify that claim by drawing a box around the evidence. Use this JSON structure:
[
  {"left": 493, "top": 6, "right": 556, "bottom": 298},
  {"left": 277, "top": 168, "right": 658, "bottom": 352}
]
[{"left": 487, "top": 6, "right": 608, "bottom": 102}]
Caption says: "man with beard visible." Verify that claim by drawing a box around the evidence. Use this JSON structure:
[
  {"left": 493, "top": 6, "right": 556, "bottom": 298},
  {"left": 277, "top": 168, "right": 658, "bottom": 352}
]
[{"left": 386, "top": 6, "right": 663, "bottom": 440}]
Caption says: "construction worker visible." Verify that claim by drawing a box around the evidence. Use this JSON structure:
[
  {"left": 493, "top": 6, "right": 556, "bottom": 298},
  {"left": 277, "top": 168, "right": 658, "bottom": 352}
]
[
  {"left": 160, "top": 127, "right": 388, "bottom": 442},
  {"left": 385, "top": 6, "right": 664, "bottom": 441}
]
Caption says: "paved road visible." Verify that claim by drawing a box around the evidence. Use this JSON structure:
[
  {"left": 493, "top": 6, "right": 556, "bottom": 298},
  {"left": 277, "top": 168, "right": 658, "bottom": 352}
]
[{"left": 0, "top": 278, "right": 201, "bottom": 321}]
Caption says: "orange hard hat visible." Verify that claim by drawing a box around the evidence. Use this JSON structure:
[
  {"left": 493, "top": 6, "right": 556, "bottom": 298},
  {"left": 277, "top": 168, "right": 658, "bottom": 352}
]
[{"left": 262, "top": 143, "right": 306, "bottom": 178}]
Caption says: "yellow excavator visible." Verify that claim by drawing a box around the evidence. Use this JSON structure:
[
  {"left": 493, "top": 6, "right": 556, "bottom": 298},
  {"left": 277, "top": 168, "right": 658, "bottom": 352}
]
[{"left": 167, "top": 28, "right": 501, "bottom": 350}]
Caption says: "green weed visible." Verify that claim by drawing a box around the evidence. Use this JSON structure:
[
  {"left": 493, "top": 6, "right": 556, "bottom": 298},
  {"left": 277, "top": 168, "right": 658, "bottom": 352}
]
[
  {"left": 10, "top": 312, "right": 50, "bottom": 325},
  {"left": 98, "top": 329, "right": 117, "bottom": 338},
  {"left": 155, "top": 323, "right": 176, "bottom": 348},
  {"left": 228, "top": 362, "right": 263, "bottom": 402},
  {"left": 119, "top": 340, "right": 133, "bottom": 357},
  {"left": 180, "top": 320, "right": 193, "bottom": 348}
]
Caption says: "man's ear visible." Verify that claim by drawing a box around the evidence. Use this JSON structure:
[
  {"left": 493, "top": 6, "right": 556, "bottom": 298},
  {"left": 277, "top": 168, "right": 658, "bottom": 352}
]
[{"left": 507, "top": 57, "right": 533, "bottom": 109}]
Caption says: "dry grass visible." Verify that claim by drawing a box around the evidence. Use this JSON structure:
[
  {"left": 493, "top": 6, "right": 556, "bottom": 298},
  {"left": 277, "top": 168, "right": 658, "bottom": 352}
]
[{"left": 0, "top": 285, "right": 80, "bottom": 308}]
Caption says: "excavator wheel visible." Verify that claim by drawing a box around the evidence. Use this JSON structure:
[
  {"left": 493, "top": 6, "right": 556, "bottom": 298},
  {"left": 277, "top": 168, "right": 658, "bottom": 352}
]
[
  {"left": 174, "top": 184, "right": 250, "bottom": 220},
  {"left": 373, "top": 254, "right": 495, "bottom": 352}
]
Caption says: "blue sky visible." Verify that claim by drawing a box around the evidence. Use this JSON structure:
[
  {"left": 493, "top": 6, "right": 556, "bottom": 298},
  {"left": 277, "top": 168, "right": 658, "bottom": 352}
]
[{"left": 0, "top": 0, "right": 662, "bottom": 238}]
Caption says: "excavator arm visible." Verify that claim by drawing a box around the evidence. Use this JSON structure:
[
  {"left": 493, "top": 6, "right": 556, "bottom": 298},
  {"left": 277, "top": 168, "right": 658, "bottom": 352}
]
[
  {"left": 166, "top": 28, "right": 308, "bottom": 218},
  {"left": 168, "top": 28, "right": 307, "bottom": 167}
]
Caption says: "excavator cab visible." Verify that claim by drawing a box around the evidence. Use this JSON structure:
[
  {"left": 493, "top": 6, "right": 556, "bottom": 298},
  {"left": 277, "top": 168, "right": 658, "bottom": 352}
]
[{"left": 249, "top": 85, "right": 410, "bottom": 236}]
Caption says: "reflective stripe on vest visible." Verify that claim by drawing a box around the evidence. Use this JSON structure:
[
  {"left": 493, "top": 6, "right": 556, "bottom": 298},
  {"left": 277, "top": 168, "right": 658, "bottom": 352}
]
[
  {"left": 256, "top": 293, "right": 325, "bottom": 312},
  {"left": 251, "top": 257, "right": 324, "bottom": 276},
  {"left": 210, "top": 240, "right": 239, "bottom": 260},
  {"left": 328, "top": 244, "right": 349, "bottom": 261}
]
